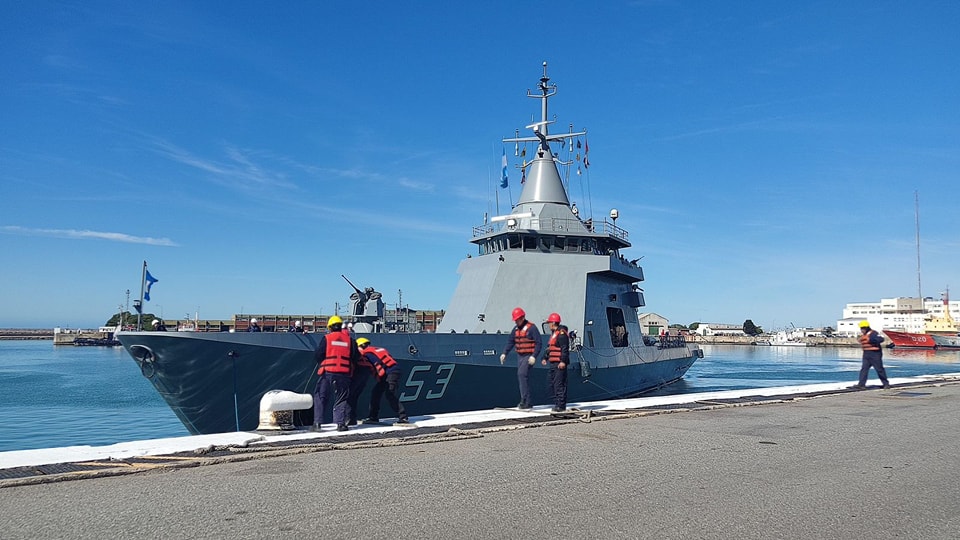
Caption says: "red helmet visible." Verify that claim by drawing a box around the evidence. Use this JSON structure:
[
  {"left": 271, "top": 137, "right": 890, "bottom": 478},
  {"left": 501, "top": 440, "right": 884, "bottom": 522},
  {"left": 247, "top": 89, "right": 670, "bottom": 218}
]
[
  {"left": 547, "top": 313, "right": 561, "bottom": 323},
  {"left": 511, "top": 307, "right": 526, "bottom": 321}
]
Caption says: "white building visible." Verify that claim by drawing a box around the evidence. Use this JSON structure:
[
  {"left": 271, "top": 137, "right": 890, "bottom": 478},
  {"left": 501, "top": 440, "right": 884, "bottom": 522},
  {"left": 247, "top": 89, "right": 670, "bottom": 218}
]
[
  {"left": 837, "top": 296, "right": 960, "bottom": 336},
  {"left": 693, "top": 323, "right": 745, "bottom": 336},
  {"left": 638, "top": 313, "right": 669, "bottom": 336}
]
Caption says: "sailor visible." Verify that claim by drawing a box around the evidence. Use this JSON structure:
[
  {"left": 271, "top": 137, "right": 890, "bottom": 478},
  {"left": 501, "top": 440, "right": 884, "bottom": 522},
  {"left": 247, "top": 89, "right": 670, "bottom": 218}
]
[
  {"left": 312, "top": 315, "right": 360, "bottom": 431},
  {"left": 358, "top": 338, "right": 409, "bottom": 424},
  {"left": 151, "top": 319, "right": 167, "bottom": 332},
  {"left": 346, "top": 337, "right": 377, "bottom": 426},
  {"left": 289, "top": 320, "right": 304, "bottom": 333},
  {"left": 248, "top": 318, "right": 261, "bottom": 332},
  {"left": 540, "top": 313, "right": 569, "bottom": 412},
  {"left": 500, "top": 307, "right": 542, "bottom": 410},
  {"left": 853, "top": 321, "right": 890, "bottom": 389}
]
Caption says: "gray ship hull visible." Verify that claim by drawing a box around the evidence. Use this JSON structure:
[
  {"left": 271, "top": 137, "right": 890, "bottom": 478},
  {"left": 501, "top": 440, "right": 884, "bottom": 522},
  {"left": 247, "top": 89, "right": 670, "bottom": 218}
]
[{"left": 118, "top": 331, "right": 697, "bottom": 435}]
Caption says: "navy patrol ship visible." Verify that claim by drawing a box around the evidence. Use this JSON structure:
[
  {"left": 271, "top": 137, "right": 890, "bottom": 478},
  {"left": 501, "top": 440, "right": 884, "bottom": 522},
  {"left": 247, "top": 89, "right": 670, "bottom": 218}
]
[{"left": 117, "top": 63, "right": 702, "bottom": 435}]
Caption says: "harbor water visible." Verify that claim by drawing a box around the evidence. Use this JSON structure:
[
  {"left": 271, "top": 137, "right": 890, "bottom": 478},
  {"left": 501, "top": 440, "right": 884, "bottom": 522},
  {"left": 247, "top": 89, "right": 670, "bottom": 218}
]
[{"left": 1, "top": 340, "right": 959, "bottom": 452}]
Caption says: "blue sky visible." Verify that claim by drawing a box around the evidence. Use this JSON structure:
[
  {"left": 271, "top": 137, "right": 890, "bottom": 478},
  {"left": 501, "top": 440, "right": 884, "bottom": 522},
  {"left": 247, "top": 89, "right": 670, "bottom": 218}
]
[{"left": 2, "top": 1, "right": 958, "bottom": 329}]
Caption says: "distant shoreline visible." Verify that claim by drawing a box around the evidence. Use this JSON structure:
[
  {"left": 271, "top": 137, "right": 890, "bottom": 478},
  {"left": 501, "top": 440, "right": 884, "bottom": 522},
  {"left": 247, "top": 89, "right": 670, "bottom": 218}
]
[
  {"left": 0, "top": 328, "right": 863, "bottom": 347},
  {"left": 0, "top": 330, "right": 54, "bottom": 341}
]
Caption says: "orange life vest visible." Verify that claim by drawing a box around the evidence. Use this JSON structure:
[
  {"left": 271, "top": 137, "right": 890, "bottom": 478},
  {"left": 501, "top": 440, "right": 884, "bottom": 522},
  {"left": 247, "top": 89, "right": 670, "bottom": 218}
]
[
  {"left": 365, "top": 347, "right": 398, "bottom": 378},
  {"left": 513, "top": 322, "right": 537, "bottom": 356},
  {"left": 547, "top": 328, "right": 567, "bottom": 363},
  {"left": 318, "top": 330, "right": 353, "bottom": 375},
  {"left": 859, "top": 331, "right": 881, "bottom": 351}
]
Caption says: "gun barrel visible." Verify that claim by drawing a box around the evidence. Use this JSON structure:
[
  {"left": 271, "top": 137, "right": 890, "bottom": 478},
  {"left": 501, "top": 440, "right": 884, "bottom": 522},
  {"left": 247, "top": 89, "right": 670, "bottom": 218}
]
[{"left": 341, "top": 274, "right": 362, "bottom": 294}]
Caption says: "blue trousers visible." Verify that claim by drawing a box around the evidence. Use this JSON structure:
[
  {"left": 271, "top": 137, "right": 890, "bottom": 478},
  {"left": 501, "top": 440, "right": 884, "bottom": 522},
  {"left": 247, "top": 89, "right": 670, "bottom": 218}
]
[
  {"left": 313, "top": 373, "right": 351, "bottom": 426},
  {"left": 347, "top": 368, "right": 370, "bottom": 424},
  {"left": 858, "top": 350, "right": 889, "bottom": 386},
  {"left": 548, "top": 364, "right": 568, "bottom": 409},
  {"left": 370, "top": 371, "right": 407, "bottom": 421},
  {"left": 517, "top": 356, "right": 532, "bottom": 407}
]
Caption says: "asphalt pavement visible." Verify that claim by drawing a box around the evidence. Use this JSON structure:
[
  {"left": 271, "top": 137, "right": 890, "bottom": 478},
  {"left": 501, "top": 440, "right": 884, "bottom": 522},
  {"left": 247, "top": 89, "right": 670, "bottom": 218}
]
[{"left": 2, "top": 382, "right": 959, "bottom": 539}]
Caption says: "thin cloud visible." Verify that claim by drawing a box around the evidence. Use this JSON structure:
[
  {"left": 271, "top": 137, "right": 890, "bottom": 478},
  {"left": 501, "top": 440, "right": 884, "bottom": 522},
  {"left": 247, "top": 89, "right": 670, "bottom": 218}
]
[
  {"left": 398, "top": 178, "right": 435, "bottom": 192},
  {"left": 1, "top": 226, "right": 178, "bottom": 246},
  {"left": 150, "top": 139, "right": 296, "bottom": 190}
]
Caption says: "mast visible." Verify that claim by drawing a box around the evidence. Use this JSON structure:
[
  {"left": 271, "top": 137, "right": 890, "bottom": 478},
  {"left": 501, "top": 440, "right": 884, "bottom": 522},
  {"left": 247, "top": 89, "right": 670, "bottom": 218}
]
[
  {"left": 915, "top": 191, "right": 922, "bottom": 303},
  {"left": 502, "top": 61, "right": 585, "bottom": 206}
]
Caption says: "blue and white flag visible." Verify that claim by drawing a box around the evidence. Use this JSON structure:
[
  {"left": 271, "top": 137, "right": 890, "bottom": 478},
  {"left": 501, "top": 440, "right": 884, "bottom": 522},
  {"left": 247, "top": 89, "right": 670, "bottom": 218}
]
[
  {"left": 500, "top": 148, "right": 509, "bottom": 189},
  {"left": 144, "top": 270, "right": 159, "bottom": 301}
]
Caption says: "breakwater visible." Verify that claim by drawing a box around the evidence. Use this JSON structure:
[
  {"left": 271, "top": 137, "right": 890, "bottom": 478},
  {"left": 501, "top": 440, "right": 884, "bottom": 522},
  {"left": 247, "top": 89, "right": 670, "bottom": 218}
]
[
  {"left": 687, "top": 335, "right": 859, "bottom": 347},
  {"left": 0, "top": 329, "right": 53, "bottom": 341}
]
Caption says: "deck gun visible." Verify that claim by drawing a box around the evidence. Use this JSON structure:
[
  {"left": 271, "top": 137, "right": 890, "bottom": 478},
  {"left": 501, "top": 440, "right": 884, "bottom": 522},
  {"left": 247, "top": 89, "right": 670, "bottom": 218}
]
[{"left": 342, "top": 275, "right": 384, "bottom": 321}]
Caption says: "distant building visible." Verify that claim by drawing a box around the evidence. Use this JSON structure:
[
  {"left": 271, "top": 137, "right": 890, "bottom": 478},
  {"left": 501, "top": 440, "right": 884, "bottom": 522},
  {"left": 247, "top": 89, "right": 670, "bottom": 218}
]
[
  {"left": 638, "top": 313, "right": 669, "bottom": 336},
  {"left": 693, "top": 323, "right": 745, "bottom": 337},
  {"left": 837, "top": 296, "right": 960, "bottom": 336}
]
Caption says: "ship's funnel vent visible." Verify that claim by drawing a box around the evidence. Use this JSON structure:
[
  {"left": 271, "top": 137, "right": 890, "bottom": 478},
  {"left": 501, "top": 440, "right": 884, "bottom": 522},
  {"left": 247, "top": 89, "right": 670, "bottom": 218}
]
[{"left": 517, "top": 156, "right": 570, "bottom": 205}]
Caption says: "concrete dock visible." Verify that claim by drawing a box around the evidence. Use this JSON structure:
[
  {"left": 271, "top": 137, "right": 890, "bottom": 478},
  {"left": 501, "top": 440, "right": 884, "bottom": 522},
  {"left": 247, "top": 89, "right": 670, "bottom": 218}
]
[{"left": 2, "top": 381, "right": 960, "bottom": 538}]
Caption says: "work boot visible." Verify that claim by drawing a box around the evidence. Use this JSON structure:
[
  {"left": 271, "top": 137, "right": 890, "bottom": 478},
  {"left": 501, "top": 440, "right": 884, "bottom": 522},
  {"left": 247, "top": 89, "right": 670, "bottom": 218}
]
[
  {"left": 882, "top": 382, "right": 891, "bottom": 389},
  {"left": 336, "top": 424, "right": 349, "bottom": 432},
  {"left": 395, "top": 418, "right": 410, "bottom": 424},
  {"left": 850, "top": 384, "right": 866, "bottom": 390},
  {"left": 361, "top": 417, "right": 380, "bottom": 424},
  {"left": 309, "top": 424, "right": 322, "bottom": 432},
  {"left": 517, "top": 403, "right": 532, "bottom": 411}
]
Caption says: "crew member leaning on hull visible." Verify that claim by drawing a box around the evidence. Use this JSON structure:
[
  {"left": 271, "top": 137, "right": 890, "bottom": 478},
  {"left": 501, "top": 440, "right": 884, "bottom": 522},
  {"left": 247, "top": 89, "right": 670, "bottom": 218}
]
[{"left": 358, "top": 338, "right": 410, "bottom": 424}]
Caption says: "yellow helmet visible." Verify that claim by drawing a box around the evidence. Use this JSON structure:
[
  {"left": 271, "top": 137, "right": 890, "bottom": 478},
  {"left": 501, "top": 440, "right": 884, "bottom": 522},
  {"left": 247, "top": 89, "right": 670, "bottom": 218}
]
[
  {"left": 858, "top": 320, "right": 870, "bottom": 328},
  {"left": 356, "top": 337, "right": 370, "bottom": 347},
  {"left": 327, "top": 315, "right": 343, "bottom": 327}
]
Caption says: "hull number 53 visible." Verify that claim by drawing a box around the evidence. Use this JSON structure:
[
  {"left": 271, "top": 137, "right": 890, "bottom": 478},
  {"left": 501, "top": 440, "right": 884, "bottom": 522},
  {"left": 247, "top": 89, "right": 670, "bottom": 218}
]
[{"left": 400, "top": 364, "right": 456, "bottom": 403}]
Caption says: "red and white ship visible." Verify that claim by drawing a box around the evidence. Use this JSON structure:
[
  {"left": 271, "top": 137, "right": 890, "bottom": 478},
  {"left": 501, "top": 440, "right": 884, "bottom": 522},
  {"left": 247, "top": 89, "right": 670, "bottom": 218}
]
[
  {"left": 883, "top": 289, "right": 959, "bottom": 349},
  {"left": 882, "top": 329, "right": 937, "bottom": 349}
]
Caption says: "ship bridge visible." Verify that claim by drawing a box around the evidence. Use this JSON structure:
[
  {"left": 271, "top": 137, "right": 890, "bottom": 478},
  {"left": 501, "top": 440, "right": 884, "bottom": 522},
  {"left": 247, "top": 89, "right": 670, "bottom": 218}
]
[{"left": 438, "top": 62, "right": 645, "bottom": 335}]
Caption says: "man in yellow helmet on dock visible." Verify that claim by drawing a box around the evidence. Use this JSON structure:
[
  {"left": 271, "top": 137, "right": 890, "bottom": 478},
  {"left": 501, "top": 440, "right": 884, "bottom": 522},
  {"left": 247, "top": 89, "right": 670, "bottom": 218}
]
[
  {"left": 853, "top": 320, "right": 890, "bottom": 390},
  {"left": 312, "top": 315, "right": 360, "bottom": 431}
]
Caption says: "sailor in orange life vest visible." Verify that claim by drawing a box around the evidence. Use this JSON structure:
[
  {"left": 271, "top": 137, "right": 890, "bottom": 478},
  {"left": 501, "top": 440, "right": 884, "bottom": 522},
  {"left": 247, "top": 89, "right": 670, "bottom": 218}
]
[
  {"left": 345, "top": 338, "right": 377, "bottom": 426},
  {"left": 853, "top": 320, "right": 890, "bottom": 389},
  {"left": 312, "top": 315, "right": 361, "bottom": 432},
  {"left": 357, "top": 338, "right": 410, "bottom": 424},
  {"left": 540, "top": 312, "right": 569, "bottom": 412},
  {"left": 500, "top": 307, "right": 542, "bottom": 410}
]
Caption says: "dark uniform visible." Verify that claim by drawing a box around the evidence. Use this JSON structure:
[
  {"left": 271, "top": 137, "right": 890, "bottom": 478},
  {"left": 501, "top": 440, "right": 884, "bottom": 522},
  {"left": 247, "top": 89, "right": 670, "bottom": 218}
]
[
  {"left": 363, "top": 346, "right": 409, "bottom": 423},
  {"left": 856, "top": 325, "right": 889, "bottom": 388},
  {"left": 346, "top": 350, "right": 376, "bottom": 425},
  {"left": 501, "top": 317, "right": 542, "bottom": 409},
  {"left": 312, "top": 327, "right": 360, "bottom": 431},
  {"left": 544, "top": 325, "right": 570, "bottom": 411}
]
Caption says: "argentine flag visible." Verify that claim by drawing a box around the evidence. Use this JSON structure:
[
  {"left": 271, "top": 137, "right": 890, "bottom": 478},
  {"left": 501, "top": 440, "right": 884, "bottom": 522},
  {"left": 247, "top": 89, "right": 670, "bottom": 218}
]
[
  {"left": 500, "top": 148, "right": 508, "bottom": 189},
  {"left": 144, "top": 270, "right": 159, "bottom": 301}
]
